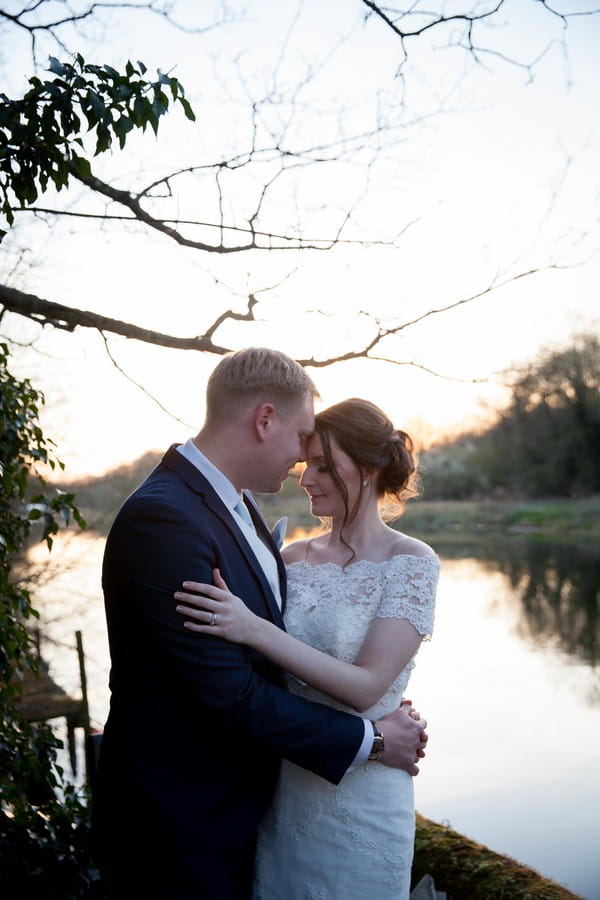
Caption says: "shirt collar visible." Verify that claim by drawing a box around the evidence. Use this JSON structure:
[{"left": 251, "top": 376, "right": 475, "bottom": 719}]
[{"left": 177, "top": 438, "right": 241, "bottom": 512}]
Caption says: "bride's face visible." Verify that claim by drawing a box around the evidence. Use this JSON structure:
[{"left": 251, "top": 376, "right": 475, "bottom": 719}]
[{"left": 300, "top": 432, "right": 362, "bottom": 519}]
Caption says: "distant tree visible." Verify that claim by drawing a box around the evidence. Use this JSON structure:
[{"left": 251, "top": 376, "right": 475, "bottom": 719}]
[
  {"left": 419, "top": 438, "right": 491, "bottom": 500},
  {"left": 492, "top": 334, "right": 600, "bottom": 496},
  {"left": 423, "top": 335, "right": 600, "bottom": 498}
]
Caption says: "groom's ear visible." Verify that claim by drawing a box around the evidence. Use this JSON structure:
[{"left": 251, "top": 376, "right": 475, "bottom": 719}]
[{"left": 254, "top": 402, "right": 276, "bottom": 442}]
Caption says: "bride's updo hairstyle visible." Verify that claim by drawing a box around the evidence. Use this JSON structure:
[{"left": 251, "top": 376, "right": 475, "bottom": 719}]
[{"left": 314, "top": 398, "right": 418, "bottom": 533}]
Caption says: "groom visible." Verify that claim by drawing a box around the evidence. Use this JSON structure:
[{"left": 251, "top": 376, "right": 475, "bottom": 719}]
[{"left": 93, "top": 347, "right": 427, "bottom": 899}]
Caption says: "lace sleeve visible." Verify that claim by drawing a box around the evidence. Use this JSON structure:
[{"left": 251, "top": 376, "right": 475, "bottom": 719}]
[{"left": 376, "top": 554, "right": 440, "bottom": 638}]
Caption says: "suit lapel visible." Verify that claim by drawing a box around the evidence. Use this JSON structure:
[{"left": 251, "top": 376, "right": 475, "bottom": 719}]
[{"left": 162, "top": 446, "right": 285, "bottom": 626}]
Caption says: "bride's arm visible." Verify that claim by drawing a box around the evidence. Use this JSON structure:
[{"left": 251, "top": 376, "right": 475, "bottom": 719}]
[{"left": 175, "top": 568, "right": 423, "bottom": 713}]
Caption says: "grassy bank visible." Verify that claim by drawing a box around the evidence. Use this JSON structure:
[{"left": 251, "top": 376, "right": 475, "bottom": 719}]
[
  {"left": 400, "top": 495, "right": 600, "bottom": 540},
  {"left": 257, "top": 486, "right": 600, "bottom": 542},
  {"left": 60, "top": 454, "right": 600, "bottom": 543},
  {"left": 413, "top": 815, "right": 580, "bottom": 899}
]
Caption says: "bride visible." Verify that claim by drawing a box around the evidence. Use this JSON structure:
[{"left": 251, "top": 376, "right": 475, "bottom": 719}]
[{"left": 175, "top": 398, "right": 439, "bottom": 899}]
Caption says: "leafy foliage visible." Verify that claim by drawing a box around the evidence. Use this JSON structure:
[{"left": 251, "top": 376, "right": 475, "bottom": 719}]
[
  {"left": 0, "top": 342, "right": 98, "bottom": 895},
  {"left": 0, "top": 47, "right": 195, "bottom": 892},
  {"left": 0, "top": 53, "right": 195, "bottom": 239}
]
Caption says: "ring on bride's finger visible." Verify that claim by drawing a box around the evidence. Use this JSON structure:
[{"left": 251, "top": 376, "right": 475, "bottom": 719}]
[{"left": 210, "top": 612, "right": 217, "bottom": 627}]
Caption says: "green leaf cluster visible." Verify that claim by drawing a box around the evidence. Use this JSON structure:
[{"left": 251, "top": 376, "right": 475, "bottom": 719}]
[
  {"left": 0, "top": 53, "right": 195, "bottom": 240},
  {"left": 0, "top": 342, "right": 97, "bottom": 894}
]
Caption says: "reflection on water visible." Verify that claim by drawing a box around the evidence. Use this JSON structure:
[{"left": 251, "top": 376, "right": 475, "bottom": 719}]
[
  {"left": 429, "top": 537, "right": 600, "bottom": 674},
  {"left": 26, "top": 531, "right": 600, "bottom": 715},
  {"left": 24, "top": 530, "right": 600, "bottom": 899},
  {"left": 407, "top": 546, "right": 600, "bottom": 900}
]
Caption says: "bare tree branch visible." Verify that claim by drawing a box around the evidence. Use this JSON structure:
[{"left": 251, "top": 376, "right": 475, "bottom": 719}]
[
  {"left": 367, "top": 356, "right": 489, "bottom": 383},
  {"left": 1, "top": 265, "right": 573, "bottom": 371},
  {"left": 100, "top": 332, "right": 194, "bottom": 427},
  {"left": 361, "top": 0, "right": 504, "bottom": 43},
  {"left": 1, "top": 1, "right": 240, "bottom": 67},
  {"left": 1, "top": 0, "right": 597, "bottom": 401},
  {"left": 294, "top": 266, "right": 571, "bottom": 368},
  {"left": 17, "top": 206, "right": 412, "bottom": 248},
  {"left": 0, "top": 282, "right": 228, "bottom": 351},
  {"left": 360, "top": 0, "right": 600, "bottom": 77}
]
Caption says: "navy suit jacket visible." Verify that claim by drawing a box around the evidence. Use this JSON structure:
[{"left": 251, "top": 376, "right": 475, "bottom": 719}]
[{"left": 94, "top": 445, "right": 364, "bottom": 888}]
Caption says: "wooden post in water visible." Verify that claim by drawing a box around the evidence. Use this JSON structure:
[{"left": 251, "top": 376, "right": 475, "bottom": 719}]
[
  {"left": 17, "top": 630, "right": 93, "bottom": 782},
  {"left": 75, "top": 630, "right": 92, "bottom": 783}
]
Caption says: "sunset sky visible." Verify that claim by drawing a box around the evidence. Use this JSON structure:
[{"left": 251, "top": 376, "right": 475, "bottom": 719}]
[{"left": 2, "top": 0, "right": 599, "bottom": 476}]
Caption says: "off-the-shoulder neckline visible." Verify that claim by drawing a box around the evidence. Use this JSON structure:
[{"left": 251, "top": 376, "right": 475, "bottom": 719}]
[{"left": 286, "top": 552, "right": 439, "bottom": 571}]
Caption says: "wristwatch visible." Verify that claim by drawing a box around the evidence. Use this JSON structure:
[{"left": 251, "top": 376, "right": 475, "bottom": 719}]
[{"left": 368, "top": 721, "right": 385, "bottom": 761}]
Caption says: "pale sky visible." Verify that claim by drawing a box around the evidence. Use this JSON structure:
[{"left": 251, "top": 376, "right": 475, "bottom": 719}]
[{"left": 2, "top": 0, "right": 599, "bottom": 476}]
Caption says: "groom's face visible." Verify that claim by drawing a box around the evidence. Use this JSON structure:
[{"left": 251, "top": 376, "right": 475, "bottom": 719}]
[{"left": 259, "top": 393, "right": 315, "bottom": 493}]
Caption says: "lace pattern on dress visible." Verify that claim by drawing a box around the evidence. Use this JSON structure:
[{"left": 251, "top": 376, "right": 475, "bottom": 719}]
[
  {"left": 280, "top": 554, "right": 439, "bottom": 720},
  {"left": 252, "top": 552, "right": 439, "bottom": 899},
  {"left": 377, "top": 553, "right": 439, "bottom": 638}
]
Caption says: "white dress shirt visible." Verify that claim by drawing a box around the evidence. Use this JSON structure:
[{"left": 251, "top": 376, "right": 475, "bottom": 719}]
[
  {"left": 176, "top": 438, "right": 372, "bottom": 770},
  {"left": 178, "top": 438, "right": 282, "bottom": 606}
]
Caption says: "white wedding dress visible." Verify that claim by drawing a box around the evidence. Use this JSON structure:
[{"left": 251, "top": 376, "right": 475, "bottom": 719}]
[{"left": 253, "top": 553, "right": 440, "bottom": 900}]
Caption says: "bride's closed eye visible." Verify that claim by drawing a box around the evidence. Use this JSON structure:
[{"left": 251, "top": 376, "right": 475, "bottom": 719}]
[{"left": 317, "top": 465, "right": 330, "bottom": 473}]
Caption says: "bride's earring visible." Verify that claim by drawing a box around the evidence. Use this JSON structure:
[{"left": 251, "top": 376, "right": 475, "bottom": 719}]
[{"left": 362, "top": 479, "right": 368, "bottom": 487}]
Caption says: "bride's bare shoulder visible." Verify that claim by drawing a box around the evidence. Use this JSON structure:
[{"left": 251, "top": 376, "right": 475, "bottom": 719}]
[
  {"left": 390, "top": 531, "right": 437, "bottom": 560},
  {"left": 281, "top": 539, "right": 311, "bottom": 564}
]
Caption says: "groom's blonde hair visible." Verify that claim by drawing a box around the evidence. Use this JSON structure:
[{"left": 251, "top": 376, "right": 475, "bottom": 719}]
[{"left": 205, "top": 347, "right": 317, "bottom": 425}]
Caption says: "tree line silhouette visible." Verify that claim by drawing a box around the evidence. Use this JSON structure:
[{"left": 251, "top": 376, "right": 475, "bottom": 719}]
[{"left": 421, "top": 335, "right": 600, "bottom": 499}]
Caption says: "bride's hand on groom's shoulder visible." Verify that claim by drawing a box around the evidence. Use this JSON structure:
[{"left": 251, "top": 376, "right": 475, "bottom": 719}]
[
  {"left": 375, "top": 705, "right": 428, "bottom": 776},
  {"left": 174, "top": 568, "right": 260, "bottom": 646}
]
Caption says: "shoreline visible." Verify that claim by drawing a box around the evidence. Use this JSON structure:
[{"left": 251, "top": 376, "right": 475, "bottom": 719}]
[
  {"left": 255, "top": 492, "right": 600, "bottom": 543},
  {"left": 413, "top": 815, "right": 581, "bottom": 899},
  {"left": 400, "top": 496, "right": 600, "bottom": 540}
]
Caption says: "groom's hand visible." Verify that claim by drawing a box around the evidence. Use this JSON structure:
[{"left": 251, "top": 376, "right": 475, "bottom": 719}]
[{"left": 376, "top": 705, "right": 428, "bottom": 775}]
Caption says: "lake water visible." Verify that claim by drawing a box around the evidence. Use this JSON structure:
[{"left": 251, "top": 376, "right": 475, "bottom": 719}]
[{"left": 29, "top": 530, "right": 600, "bottom": 899}]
